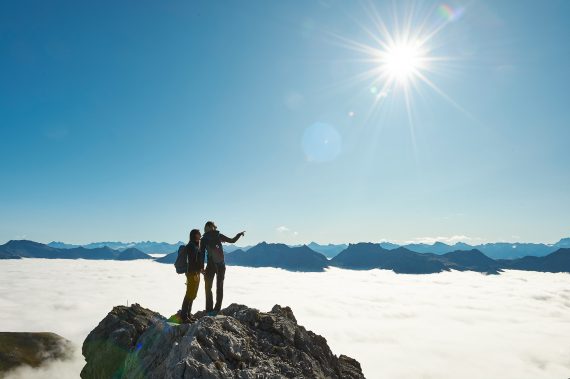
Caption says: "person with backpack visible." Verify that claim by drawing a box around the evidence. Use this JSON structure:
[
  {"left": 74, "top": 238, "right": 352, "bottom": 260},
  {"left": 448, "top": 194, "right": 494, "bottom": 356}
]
[
  {"left": 201, "top": 221, "right": 245, "bottom": 315},
  {"left": 178, "top": 228, "right": 205, "bottom": 323}
]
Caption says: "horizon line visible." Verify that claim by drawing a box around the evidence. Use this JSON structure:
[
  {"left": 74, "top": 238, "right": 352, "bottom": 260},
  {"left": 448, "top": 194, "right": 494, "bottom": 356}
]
[{"left": 3, "top": 236, "right": 568, "bottom": 247}]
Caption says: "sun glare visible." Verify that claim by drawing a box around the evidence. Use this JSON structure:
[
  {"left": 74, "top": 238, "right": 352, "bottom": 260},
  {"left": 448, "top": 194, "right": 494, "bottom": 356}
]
[
  {"left": 380, "top": 40, "right": 426, "bottom": 84},
  {"left": 329, "top": 2, "right": 467, "bottom": 119}
]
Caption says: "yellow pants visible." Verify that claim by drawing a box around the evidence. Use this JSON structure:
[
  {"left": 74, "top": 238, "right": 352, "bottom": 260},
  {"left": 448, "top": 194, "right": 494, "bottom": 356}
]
[{"left": 185, "top": 272, "right": 200, "bottom": 301}]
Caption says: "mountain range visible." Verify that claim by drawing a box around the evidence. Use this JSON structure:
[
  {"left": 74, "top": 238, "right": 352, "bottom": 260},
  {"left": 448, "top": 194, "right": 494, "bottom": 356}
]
[
  {"left": 499, "top": 248, "right": 570, "bottom": 273},
  {"left": 47, "top": 240, "right": 249, "bottom": 254},
  {"left": 153, "top": 242, "right": 569, "bottom": 274},
  {"left": 303, "top": 242, "right": 348, "bottom": 258},
  {"left": 327, "top": 239, "right": 567, "bottom": 259},
  {"left": 401, "top": 241, "right": 560, "bottom": 259},
  {"left": 43, "top": 238, "right": 570, "bottom": 259},
  {"left": 3, "top": 239, "right": 570, "bottom": 275},
  {"left": 330, "top": 243, "right": 502, "bottom": 274},
  {"left": 47, "top": 240, "right": 184, "bottom": 254},
  {"left": 226, "top": 242, "right": 329, "bottom": 272},
  {"left": 0, "top": 240, "right": 151, "bottom": 260}
]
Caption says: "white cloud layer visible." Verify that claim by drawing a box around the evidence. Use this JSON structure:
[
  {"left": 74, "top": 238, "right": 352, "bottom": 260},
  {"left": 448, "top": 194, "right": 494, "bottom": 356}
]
[
  {"left": 1, "top": 260, "right": 570, "bottom": 378},
  {"left": 276, "top": 226, "right": 298, "bottom": 237}
]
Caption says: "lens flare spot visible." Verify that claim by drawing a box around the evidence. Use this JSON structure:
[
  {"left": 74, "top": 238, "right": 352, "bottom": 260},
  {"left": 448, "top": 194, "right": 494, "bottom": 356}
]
[
  {"left": 302, "top": 122, "right": 342, "bottom": 162},
  {"left": 437, "top": 4, "right": 464, "bottom": 22}
]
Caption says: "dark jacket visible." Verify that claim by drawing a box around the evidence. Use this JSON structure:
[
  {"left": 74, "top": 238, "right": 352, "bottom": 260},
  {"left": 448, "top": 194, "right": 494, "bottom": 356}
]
[
  {"left": 201, "top": 230, "right": 238, "bottom": 264},
  {"left": 187, "top": 241, "right": 205, "bottom": 273}
]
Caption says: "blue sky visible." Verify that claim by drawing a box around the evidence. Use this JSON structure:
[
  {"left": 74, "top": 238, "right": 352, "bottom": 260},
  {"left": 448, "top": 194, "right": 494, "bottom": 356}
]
[{"left": 1, "top": 0, "right": 569, "bottom": 245}]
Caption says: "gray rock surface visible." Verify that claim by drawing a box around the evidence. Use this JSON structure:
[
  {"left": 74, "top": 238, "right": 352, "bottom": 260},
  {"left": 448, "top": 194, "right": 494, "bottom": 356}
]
[
  {"left": 81, "top": 303, "right": 365, "bottom": 379},
  {"left": 0, "top": 332, "right": 73, "bottom": 374}
]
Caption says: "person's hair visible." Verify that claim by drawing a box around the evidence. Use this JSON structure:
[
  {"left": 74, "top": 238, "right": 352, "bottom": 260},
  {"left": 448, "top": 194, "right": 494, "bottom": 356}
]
[
  {"left": 204, "top": 221, "right": 216, "bottom": 233},
  {"left": 189, "top": 229, "right": 200, "bottom": 242}
]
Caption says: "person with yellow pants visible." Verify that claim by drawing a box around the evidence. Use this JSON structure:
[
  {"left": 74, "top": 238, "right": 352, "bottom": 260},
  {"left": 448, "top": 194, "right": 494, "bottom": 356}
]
[{"left": 181, "top": 229, "right": 205, "bottom": 323}]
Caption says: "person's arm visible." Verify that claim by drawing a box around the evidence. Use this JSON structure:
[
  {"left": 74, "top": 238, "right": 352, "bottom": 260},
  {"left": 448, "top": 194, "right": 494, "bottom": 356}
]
[
  {"left": 219, "top": 231, "right": 245, "bottom": 244},
  {"left": 199, "top": 247, "right": 205, "bottom": 271}
]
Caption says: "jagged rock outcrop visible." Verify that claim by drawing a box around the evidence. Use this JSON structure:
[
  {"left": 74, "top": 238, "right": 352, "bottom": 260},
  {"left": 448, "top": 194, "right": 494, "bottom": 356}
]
[
  {"left": 81, "top": 303, "right": 365, "bottom": 379},
  {"left": 0, "top": 332, "right": 73, "bottom": 374}
]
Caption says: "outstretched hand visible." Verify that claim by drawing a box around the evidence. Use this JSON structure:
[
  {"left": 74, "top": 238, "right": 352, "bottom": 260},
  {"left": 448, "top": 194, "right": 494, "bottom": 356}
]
[{"left": 238, "top": 231, "right": 246, "bottom": 237}]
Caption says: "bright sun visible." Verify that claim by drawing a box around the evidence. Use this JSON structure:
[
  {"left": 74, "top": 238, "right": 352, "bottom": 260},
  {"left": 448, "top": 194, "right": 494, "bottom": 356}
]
[
  {"left": 378, "top": 40, "right": 427, "bottom": 85},
  {"left": 331, "top": 3, "right": 463, "bottom": 118}
]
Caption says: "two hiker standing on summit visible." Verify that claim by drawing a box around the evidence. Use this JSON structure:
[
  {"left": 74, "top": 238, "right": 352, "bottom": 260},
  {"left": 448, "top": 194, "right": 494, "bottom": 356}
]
[{"left": 177, "top": 221, "right": 245, "bottom": 323}]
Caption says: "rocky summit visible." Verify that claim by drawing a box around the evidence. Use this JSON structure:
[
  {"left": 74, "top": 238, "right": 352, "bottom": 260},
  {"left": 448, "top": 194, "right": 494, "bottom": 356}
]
[
  {"left": 0, "top": 332, "right": 73, "bottom": 374},
  {"left": 81, "top": 303, "right": 365, "bottom": 379}
]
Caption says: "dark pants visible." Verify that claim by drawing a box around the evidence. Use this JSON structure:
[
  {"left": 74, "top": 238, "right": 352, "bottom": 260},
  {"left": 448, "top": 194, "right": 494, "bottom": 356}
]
[{"left": 204, "top": 262, "right": 226, "bottom": 312}]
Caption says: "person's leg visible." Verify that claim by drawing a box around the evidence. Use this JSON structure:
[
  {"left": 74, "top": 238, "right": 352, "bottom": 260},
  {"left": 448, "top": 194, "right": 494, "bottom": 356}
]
[
  {"left": 213, "top": 263, "right": 226, "bottom": 312},
  {"left": 188, "top": 272, "right": 200, "bottom": 316},
  {"left": 181, "top": 272, "right": 193, "bottom": 321},
  {"left": 181, "top": 297, "right": 190, "bottom": 320},
  {"left": 204, "top": 264, "right": 216, "bottom": 312},
  {"left": 186, "top": 273, "right": 200, "bottom": 316}
]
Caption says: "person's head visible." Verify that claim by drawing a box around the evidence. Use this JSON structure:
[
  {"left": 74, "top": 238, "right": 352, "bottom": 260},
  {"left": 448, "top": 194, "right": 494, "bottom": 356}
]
[
  {"left": 189, "top": 229, "right": 201, "bottom": 243},
  {"left": 204, "top": 221, "right": 217, "bottom": 233}
]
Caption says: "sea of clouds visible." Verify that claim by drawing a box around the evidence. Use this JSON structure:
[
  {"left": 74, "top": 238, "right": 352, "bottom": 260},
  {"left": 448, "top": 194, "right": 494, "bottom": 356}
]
[{"left": 1, "top": 259, "right": 569, "bottom": 378}]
